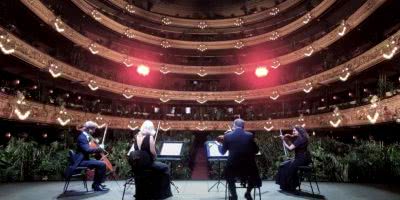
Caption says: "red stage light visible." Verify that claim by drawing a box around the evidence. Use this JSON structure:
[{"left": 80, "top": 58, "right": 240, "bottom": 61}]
[
  {"left": 255, "top": 67, "right": 269, "bottom": 77},
  {"left": 137, "top": 64, "right": 150, "bottom": 76}
]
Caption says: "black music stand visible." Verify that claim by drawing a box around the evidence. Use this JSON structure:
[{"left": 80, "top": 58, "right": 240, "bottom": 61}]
[
  {"left": 157, "top": 141, "right": 184, "bottom": 193},
  {"left": 205, "top": 141, "right": 228, "bottom": 192}
]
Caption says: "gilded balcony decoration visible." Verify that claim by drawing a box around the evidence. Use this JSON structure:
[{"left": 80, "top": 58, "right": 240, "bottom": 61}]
[
  {"left": 107, "top": 0, "right": 301, "bottom": 28},
  {"left": 2, "top": 26, "right": 399, "bottom": 101},
  {"left": 0, "top": 33, "right": 15, "bottom": 55},
  {"left": 21, "top": 0, "right": 385, "bottom": 75},
  {"left": 1, "top": 93, "right": 400, "bottom": 130},
  {"left": 70, "top": 0, "right": 336, "bottom": 50}
]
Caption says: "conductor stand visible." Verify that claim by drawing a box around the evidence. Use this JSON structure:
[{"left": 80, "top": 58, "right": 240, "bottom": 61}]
[
  {"left": 157, "top": 141, "right": 184, "bottom": 193},
  {"left": 205, "top": 141, "right": 228, "bottom": 192}
]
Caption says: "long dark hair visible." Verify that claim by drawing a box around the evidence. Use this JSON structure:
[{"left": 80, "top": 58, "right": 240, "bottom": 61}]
[{"left": 294, "top": 126, "right": 309, "bottom": 140}]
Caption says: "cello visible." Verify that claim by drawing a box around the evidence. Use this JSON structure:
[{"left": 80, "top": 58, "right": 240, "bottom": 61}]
[{"left": 89, "top": 124, "right": 114, "bottom": 173}]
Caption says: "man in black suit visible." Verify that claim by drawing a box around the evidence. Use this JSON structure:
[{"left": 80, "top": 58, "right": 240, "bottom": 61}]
[
  {"left": 218, "top": 119, "right": 261, "bottom": 200},
  {"left": 67, "top": 121, "right": 108, "bottom": 191}
]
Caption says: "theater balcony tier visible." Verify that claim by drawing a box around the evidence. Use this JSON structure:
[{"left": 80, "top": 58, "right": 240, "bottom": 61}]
[{"left": 21, "top": 0, "right": 385, "bottom": 75}]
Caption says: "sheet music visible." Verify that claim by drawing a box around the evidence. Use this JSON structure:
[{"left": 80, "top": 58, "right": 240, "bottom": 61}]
[
  {"left": 160, "top": 143, "right": 183, "bottom": 156},
  {"left": 208, "top": 141, "right": 229, "bottom": 157}
]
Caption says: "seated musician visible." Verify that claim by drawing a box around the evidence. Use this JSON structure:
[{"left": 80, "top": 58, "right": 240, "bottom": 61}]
[
  {"left": 127, "top": 120, "right": 172, "bottom": 199},
  {"left": 217, "top": 118, "right": 261, "bottom": 200},
  {"left": 72, "top": 121, "right": 108, "bottom": 191},
  {"left": 276, "top": 126, "right": 312, "bottom": 192}
]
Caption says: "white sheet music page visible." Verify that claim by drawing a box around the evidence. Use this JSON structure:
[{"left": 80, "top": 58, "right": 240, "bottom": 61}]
[
  {"left": 160, "top": 143, "right": 183, "bottom": 156},
  {"left": 209, "top": 141, "right": 229, "bottom": 157}
]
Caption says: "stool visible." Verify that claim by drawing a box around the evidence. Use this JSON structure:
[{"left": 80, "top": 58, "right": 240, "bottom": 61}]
[
  {"left": 297, "top": 164, "right": 320, "bottom": 195},
  {"left": 63, "top": 150, "right": 89, "bottom": 193},
  {"left": 225, "top": 178, "right": 261, "bottom": 200}
]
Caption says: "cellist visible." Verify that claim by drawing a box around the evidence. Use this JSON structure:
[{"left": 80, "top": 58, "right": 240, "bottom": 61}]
[{"left": 74, "top": 121, "right": 109, "bottom": 191}]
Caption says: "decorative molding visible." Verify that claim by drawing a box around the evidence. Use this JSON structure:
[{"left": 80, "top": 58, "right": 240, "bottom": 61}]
[
  {"left": 107, "top": 0, "right": 301, "bottom": 28},
  {"left": 21, "top": 0, "right": 385, "bottom": 74},
  {"left": 71, "top": 0, "right": 335, "bottom": 49},
  {"left": 0, "top": 93, "right": 399, "bottom": 130},
  {"left": 1, "top": 27, "right": 399, "bottom": 101}
]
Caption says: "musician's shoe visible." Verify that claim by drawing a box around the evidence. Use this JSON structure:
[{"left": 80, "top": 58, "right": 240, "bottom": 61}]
[
  {"left": 244, "top": 192, "right": 253, "bottom": 200},
  {"left": 92, "top": 184, "right": 110, "bottom": 192},
  {"left": 100, "top": 184, "right": 108, "bottom": 189},
  {"left": 228, "top": 195, "right": 238, "bottom": 200}
]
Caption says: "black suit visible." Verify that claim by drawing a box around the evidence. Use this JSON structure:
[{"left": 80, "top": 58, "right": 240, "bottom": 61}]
[
  {"left": 73, "top": 132, "right": 106, "bottom": 186},
  {"left": 219, "top": 128, "right": 261, "bottom": 198}
]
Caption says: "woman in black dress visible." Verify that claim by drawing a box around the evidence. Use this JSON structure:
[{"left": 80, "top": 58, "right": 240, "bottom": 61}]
[
  {"left": 275, "top": 126, "right": 311, "bottom": 191},
  {"left": 128, "top": 120, "right": 172, "bottom": 199}
]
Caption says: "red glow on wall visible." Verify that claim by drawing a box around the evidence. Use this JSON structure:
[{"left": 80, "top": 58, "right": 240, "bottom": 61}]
[
  {"left": 255, "top": 67, "right": 269, "bottom": 77},
  {"left": 137, "top": 64, "right": 150, "bottom": 76}
]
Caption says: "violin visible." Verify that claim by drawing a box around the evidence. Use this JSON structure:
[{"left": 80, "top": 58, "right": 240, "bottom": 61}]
[
  {"left": 216, "top": 125, "right": 232, "bottom": 143},
  {"left": 89, "top": 124, "right": 114, "bottom": 172}
]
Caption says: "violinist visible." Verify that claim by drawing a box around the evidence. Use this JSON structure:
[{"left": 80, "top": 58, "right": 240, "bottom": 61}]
[
  {"left": 217, "top": 119, "right": 261, "bottom": 200},
  {"left": 74, "top": 121, "right": 108, "bottom": 191},
  {"left": 276, "top": 126, "right": 311, "bottom": 192}
]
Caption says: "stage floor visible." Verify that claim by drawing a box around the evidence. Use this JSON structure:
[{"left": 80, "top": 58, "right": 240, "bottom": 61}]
[{"left": 0, "top": 180, "right": 399, "bottom": 200}]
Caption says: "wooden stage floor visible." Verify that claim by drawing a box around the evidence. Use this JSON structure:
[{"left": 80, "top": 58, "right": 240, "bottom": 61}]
[{"left": 0, "top": 180, "right": 399, "bottom": 200}]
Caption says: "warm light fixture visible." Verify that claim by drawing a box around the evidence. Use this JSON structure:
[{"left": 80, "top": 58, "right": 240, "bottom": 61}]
[
  {"left": 137, "top": 64, "right": 150, "bottom": 76},
  {"left": 255, "top": 67, "right": 269, "bottom": 77},
  {"left": 338, "top": 20, "right": 347, "bottom": 36},
  {"left": 197, "top": 68, "right": 207, "bottom": 77},
  {"left": 161, "top": 17, "right": 172, "bottom": 25},
  {"left": 88, "top": 43, "right": 99, "bottom": 54},
  {"left": 330, "top": 119, "right": 341, "bottom": 127},
  {"left": 234, "top": 95, "right": 245, "bottom": 104},
  {"left": 263, "top": 119, "right": 274, "bottom": 131},
  {"left": 0, "top": 34, "right": 15, "bottom": 55},
  {"left": 160, "top": 94, "right": 170, "bottom": 103},
  {"left": 269, "top": 7, "right": 279, "bottom": 16},
  {"left": 57, "top": 117, "right": 71, "bottom": 126},
  {"left": 271, "top": 60, "right": 281, "bottom": 69},
  {"left": 269, "top": 31, "right": 279, "bottom": 40},
  {"left": 270, "top": 91, "right": 279, "bottom": 100},
  {"left": 304, "top": 46, "right": 314, "bottom": 57},
  {"left": 123, "top": 57, "right": 133, "bottom": 67},
  {"left": 125, "top": 4, "right": 135, "bottom": 13},
  {"left": 88, "top": 79, "right": 99, "bottom": 91},
  {"left": 14, "top": 108, "right": 31, "bottom": 120},
  {"left": 303, "top": 13, "right": 312, "bottom": 24},
  {"left": 128, "top": 120, "right": 139, "bottom": 130},
  {"left": 198, "top": 21, "right": 207, "bottom": 29},
  {"left": 196, "top": 122, "right": 207, "bottom": 131},
  {"left": 303, "top": 82, "right": 313, "bottom": 93},
  {"left": 339, "top": 67, "right": 351, "bottom": 81},
  {"left": 196, "top": 96, "right": 207, "bottom": 104},
  {"left": 160, "top": 65, "right": 170, "bottom": 74},
  {"left": 234, "top": 41, "right": 244, "bottom": 49},
  {"left": 48, "top": 62, "right": 62, "bottom": 78},
  {"left": 367, "top": 112, "right": 379, "bottom": 124},
  {"left": 91, "top": 10, "right": 102, "bottom": 20},
  {"left": 234, "top": 66, "right": 245, "bottom": 75},
  {"left": 234, "top": 18, "right": 244, "bottom": 26},
  {"left": 198, "top": 44, "right": 207, "bottom": 52},
  {"left": 122, "top": 89, "right": 134, "bottom": 99},
  {"left": 53, "top": 17, "right": 65, "bottom": 32},
  {"left": 382, "top": 38, "right": 398, "bottom": 59},
  {"left": 124, "top": 29, "right": 135, "bottom": 38},
  {"left": 160, "top": 121, "right": 171, "bottom": 131},
  {"left": 161, "top": 40, "right": 171, "bottom": 48}
]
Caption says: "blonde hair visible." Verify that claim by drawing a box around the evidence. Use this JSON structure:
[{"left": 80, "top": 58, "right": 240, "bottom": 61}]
[{"left": 139, "top": 120, "right": 156, "bottom": 136}]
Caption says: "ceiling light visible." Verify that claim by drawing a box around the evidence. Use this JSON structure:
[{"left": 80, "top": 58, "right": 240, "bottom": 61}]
[{"left": 137, "top": 64, "right": 150, "bottom": 76}]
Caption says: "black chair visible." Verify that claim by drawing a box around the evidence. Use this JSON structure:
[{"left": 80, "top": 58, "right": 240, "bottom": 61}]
[
  {"left": 225, "top": 177, "right": 261, "bottom": 200},
  {"left": 63, "top": 150, "right": 89, "bottom": 193},
  {"left": 297, "top": 162, "right": 320, "bottom": 195}
]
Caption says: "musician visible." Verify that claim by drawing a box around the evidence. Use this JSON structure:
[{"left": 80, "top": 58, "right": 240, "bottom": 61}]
[
  {"left": 127, "top": 120, "right": 172, "bottom": 199},
  {"left": 72, "top": 121, "right": 108, "bottom": 191},
  {"left": 217, "top": 119, "right": 261, "bottom": 200},
  {"left": 276, "top": 126, "right": 311, "bottom": 192}
]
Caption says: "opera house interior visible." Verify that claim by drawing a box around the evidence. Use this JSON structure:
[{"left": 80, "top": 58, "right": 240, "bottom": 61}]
[{"left": 0, "top": 0, "right": 400, "bottom": 199}]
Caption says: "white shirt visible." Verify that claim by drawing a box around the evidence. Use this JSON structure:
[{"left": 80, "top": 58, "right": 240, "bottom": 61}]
[{"left": 82, "top": 131, "right": 90, "bottom": 142}]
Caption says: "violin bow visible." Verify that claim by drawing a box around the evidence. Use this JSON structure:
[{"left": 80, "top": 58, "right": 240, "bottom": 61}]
[
  {"left": 154, "top": 120, "right": 161, "bottom": 142},
  {"left": 280, "top": 129, "right": 288, "bottom": 157},
  {"left": 100, "top": 124, "right": 109, "bottom": 155}
]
